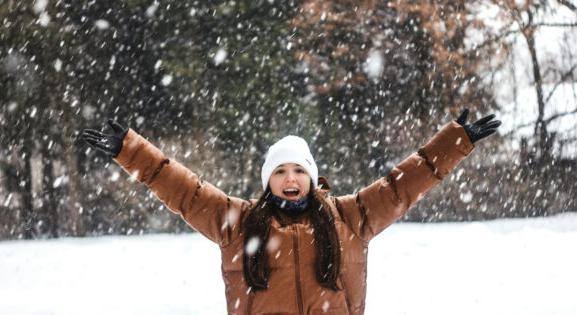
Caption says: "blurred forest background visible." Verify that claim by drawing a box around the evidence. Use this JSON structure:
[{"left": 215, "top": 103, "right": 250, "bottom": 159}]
[{"left": 1, "top": 0, "right": 576, "bottom": 240}]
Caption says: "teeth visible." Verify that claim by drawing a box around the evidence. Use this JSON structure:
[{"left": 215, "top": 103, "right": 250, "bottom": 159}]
[{"left": 284, "top": 188, "right": 299, "bottom": 193}]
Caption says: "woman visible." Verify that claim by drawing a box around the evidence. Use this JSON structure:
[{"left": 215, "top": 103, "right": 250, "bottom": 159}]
[{"left": 80, "top": 109, "right": 500, "bottom": 315}]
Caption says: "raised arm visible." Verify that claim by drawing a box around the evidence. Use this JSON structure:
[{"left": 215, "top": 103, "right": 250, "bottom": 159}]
[
  {"left": 332, "top": 109, "right": 501, "bottom": 242},
  {"left": 80, "top": 120, "right": 247, "bottom": 246}
]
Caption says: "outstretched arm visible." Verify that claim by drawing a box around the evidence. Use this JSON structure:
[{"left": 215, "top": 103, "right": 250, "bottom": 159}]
[
  {"left": 332, "top": 109, "right": 501, "bottom": 242},
  {"left": 80, "top": 121, "right": 247, "bottom": 246}
]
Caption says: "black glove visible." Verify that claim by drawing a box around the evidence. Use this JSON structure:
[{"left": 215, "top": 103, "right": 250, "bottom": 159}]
[
  {"left": 456, "top": 108, "right": 502, "bottom": 144},
  {"left": 80, "top": 119, "right": 128, "bottom": 158}
]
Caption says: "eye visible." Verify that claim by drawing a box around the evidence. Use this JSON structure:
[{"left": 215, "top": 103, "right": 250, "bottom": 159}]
[
  {"left": 295, "top": 168, "right": 306, "bottom": 173},
  {"left": 274, "top": 169, "right": 285, "bottom": 175}
]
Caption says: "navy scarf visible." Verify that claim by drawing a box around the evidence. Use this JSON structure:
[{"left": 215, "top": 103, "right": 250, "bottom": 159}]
[{"left": 267, "top": 194, "right": 309, "bottom": 217}]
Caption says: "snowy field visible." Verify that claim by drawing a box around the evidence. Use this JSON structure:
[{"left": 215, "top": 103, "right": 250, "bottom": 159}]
[{"left": 1, "top": 213, "right": 576, "bottom": 315}]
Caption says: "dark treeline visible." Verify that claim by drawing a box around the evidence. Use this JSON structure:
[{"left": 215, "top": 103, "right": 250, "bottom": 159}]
[{"left": 1, "top": 0, "right": 575, "bottom": 240}]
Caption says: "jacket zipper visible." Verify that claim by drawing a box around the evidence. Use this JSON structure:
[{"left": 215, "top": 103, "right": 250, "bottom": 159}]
[{"left": 292, "top": 225, "right": 304, "bottom": 315}]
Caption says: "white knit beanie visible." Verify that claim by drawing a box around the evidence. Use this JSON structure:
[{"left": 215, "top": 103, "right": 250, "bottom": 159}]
[{"left": 261, "top": 135, "right": 318, "bottom": 190}]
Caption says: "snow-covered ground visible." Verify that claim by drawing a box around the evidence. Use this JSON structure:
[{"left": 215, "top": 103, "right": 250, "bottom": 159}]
[{"left": 1, "top": 213, "right": 576, "bottom": 315}]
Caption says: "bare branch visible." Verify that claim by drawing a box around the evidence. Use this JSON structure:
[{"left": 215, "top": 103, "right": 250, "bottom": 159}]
[
  {"left": 464, "top": 25, "right": 521, "bottom": 56},
  {"left": 535, "top": 22, "right": 577, "bottom": 27},
  {"left": 501, "top": 108, "right": 577, "bottom": 139},
  {"left": 544, "top": 64, "right": 577, "bottom": 104},
  {"left": 545, "top": 107, "right": 577, "bottom": 124},
  {"left": 559, "top": 136, "right": 577, "bottom": 144},
  {"left": 501, "top": 121, "right": 537, "bottom": 138},
  {"left": 557, "top": 0, "right": 577, "bottom": 12}
]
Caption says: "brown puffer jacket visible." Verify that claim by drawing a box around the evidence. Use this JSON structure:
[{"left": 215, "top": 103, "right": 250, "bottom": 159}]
[{"left": 113, "top": 121, "right": 474, "bottom": 315}]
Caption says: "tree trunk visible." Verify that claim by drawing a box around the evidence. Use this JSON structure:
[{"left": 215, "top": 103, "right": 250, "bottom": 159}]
[
  {"left": 41, "top": 150, "right": 59, "bottom": 238},
  {"left": 522, "top": 16, "right": 550, "bottom": 163},
  {"left": 20, "top": 138, "right": 35, "bottom": 239},
  {"left": 62, "top": 109, "right": 85, "bottom": 237},
  {"left": 522, "top": 11, "right": 551, "bottom": 215}
]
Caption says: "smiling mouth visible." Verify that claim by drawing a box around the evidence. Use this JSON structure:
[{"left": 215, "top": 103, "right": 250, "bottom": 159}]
[{"left": 283, "top": 188, "right": 300, "bottom": 198}]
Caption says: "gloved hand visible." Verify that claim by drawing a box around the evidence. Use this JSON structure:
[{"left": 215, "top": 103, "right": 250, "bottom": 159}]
[
  {"left": 80, "top": 119, "right": 128, "bottom": 158},
  {"left": 456, "top": 108, "right": 502, "bottom": 144}
]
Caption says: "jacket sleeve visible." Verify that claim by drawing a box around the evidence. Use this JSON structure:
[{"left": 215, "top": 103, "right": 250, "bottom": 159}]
[
  {"left": 332, "top": 121, "right": 475, "bottom": 242},
  {"left": 113, "top": 128, "right": 245, "bottom": 247}
]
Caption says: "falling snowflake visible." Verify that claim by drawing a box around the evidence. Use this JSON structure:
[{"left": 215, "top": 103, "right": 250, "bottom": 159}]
[
  {"left": 245, "top": 237, "right": 261, "bottom": 256},
  {"left": 95, "top": 19, "right": 110, "bottom": 30},
  {"left": 363, "top": 49, "right": 384, "bottom": 80},
  {"left": 38, "top": 12, "right": 50, "bottom": 27},
  {"left": 161, "top": 75, "right": 173, "bottom": 86},
  {"left": 322, "top": 301, "right": 330, "bottom": 313},
  {"left": 213, "top": 48, "right": 227, "bottom": 65},
  {"left": 109, "top": 172, "right": 120, "bottom": 182},
  {"left": 460, "top": 190, "right": 473, "bottom": 203},
  {"left": 33, "top": 0, "right": 48, "bottom": 14},
  {"left": 266, "top": 236, "right": 281, "bottom": 253},
  {"left": 53, "top": 59, "right": 62, "bottom": 72},
  {"left": 146, "top": 2, "right": 159, "bottom": 17}
]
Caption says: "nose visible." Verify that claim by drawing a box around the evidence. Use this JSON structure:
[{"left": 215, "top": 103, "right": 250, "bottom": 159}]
[{"left": 285, "top": 170, "right": 297, "bottom": 183}]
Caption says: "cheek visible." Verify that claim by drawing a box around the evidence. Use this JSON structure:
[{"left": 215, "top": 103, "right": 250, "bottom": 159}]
[
  {"left": 268, "top": 176, "right": 283, "bottom": 192},
  {"left": 298, "top": 176, "right": 311, "bottom": 193}
]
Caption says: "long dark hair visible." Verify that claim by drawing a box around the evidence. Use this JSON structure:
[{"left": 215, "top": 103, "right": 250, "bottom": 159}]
[{"left": 242, "top": 186, "right": 341, "bottom": 291}]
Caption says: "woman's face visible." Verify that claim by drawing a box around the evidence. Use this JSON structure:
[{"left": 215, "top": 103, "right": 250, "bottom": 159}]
[{"left": 268, "top": 163, "right": 311, "bottom": 201}]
